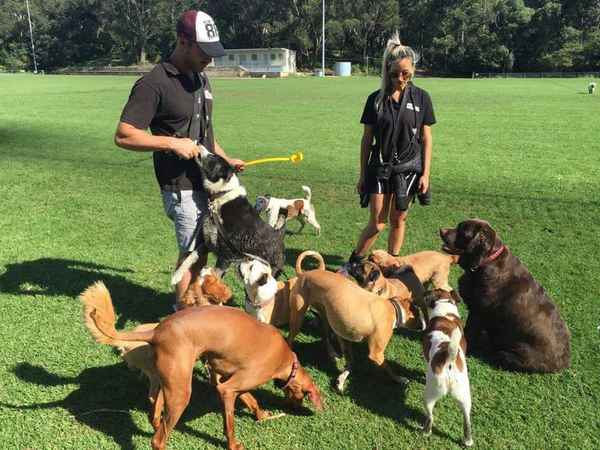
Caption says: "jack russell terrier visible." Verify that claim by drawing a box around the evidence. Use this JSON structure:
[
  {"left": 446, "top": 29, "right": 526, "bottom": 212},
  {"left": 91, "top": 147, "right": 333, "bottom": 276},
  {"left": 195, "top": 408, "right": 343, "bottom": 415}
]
[{"left": 256, "top": 185, "right": 321, "bottom": 235}]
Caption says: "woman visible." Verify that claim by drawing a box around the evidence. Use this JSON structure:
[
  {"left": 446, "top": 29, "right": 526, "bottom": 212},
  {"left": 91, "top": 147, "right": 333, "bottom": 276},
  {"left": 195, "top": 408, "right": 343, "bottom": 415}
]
[{"left": 344, "top": 34, "right": 436, "bottom": 270}]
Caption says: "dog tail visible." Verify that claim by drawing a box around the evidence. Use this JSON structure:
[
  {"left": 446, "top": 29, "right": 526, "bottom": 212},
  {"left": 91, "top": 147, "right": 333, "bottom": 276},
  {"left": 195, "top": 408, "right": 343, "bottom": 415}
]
[
  {"left": 447, "top": 327, "right": 462, "bottom": 364},
  {"left": 302, "top": 185, "right": 312, "bottom": 202},
  {"left": 171, "top": 250, "right": 200, "bottom": 285},
  {"left": 295, "top": 250, "right": 325, "bottom": 274},
  {"left": 80, "top": 281, "right": 155, "bottom": 346}
]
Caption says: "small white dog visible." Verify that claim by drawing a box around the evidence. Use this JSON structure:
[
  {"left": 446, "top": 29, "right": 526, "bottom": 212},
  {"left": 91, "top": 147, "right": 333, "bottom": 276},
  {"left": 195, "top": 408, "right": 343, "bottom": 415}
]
[
  {"left": 422, "top": 288, "right": 473, "bottom": 447},
  {"left": 589, "top": 82, "right": 597, "bottom": 94},
  {"left": 255, "top": 185, "right": 321, "bottom": 235}
]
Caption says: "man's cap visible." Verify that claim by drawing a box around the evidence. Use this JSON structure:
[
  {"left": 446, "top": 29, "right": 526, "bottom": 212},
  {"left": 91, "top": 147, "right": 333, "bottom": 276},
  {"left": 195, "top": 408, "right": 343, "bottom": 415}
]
[{"left": 177, "top": 10, "right": 225, "bottom": 58}]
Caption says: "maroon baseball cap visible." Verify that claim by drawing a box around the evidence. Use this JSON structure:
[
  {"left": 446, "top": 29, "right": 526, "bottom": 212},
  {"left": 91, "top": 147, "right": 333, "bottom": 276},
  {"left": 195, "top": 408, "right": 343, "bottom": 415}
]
[{"left": 177, "top": 10, "right": 225, "bottom": 58}]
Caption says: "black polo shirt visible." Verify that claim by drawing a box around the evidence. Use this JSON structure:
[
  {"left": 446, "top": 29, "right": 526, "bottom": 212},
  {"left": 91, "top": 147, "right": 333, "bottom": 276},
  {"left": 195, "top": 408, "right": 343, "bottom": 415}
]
[
  {"left": 360, "top": 84, "right": 435, "bottom": 166},
  {"left": 120, "top": 61, "right": 215, "bottom": 191}
]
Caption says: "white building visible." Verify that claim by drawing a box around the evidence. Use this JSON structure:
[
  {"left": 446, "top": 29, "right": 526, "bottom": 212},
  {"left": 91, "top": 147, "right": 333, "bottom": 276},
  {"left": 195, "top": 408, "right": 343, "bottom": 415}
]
[{"left": 212, "top": 48, "right": 296, "bottom": 76}]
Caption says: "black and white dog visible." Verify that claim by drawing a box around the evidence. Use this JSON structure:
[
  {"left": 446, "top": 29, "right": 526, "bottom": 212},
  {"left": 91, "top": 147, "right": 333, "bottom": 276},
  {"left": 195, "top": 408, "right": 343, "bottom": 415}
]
[{"left": 172, "top": 147, "right": 286, "bottom": 283}]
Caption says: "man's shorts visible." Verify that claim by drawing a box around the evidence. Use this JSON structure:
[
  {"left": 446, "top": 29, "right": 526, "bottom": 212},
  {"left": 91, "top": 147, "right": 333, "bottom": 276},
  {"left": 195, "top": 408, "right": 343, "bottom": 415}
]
[{"left": 161, "top": 190, "right": 209, "bottom": 254}]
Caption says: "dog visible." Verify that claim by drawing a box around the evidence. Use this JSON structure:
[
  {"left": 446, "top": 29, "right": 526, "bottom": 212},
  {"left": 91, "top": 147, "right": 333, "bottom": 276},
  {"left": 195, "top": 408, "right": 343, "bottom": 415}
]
[
  {"left": 172, "top": 147, "right": 287, "bottom": 282},
  {"left": 287, "top": 267, "right": 424, "bottom": 392},
  {"left": 369, "top": 249, "right": 459, "bottom": 290},
  {"left": 350, "top": 260, "right": 427, "bottom": 329},
  {"left": 177, "top": 266, "right": 233, "bottom": 310},
  {"left": 422, "top": 288, "right": 473, "bottom": 447},
  {"left": 240, "top": 250, "right": 325, "bottom": 326},
  {"left": 80, "top": 274, "right": 233, "bottom": 418},
  {"left": 81, "top": 282, "right": 323, "bottom": 450},
  {"left": 255, "top": 185, "right": 321, "bottom": 235},
  {"left": 589, "top": 82, "right": 597, "bottom": 94},
  {"left": 440, "top": 218, "right": 571, "bottom": 373}
]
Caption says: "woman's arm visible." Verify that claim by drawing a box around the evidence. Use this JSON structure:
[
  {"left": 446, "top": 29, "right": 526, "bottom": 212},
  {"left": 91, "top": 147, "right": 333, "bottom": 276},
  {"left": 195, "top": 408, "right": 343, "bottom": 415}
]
[
  {"left": 420, "top": 125, "right": 432, "bottom": 193},
  {"left": 357, "top": 125, "right": 374, "bottom": 192}
]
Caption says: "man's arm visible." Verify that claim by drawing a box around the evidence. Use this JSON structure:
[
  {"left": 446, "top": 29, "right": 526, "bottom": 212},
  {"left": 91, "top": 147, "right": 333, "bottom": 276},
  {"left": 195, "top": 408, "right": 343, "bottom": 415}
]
[
  {"left": 114, "top": 122, "right": 200, "bottom": 160},
  {"left": 213, "top": 138, "right": 245, "bottom": 171}
]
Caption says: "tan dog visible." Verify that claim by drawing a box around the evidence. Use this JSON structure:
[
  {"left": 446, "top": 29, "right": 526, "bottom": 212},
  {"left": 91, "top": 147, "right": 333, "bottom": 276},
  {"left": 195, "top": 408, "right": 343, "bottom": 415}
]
[
  {"left": 287, "top": 267, "right": 423, "bottom": 392},
  {"left": 82, "top": 282, "right": 323, "bottom": 450},
  {"left": 351, "top": 260, "right": 427, "bottom": 328},
  {"left": 370, "top": 249, "right": 459, "bottom": 290},
  {"left": 241, "top": 251, "right": 325, "bottom": 326},
  {"left": 178, "top": 267, "right": 233, "bottom": 310}
]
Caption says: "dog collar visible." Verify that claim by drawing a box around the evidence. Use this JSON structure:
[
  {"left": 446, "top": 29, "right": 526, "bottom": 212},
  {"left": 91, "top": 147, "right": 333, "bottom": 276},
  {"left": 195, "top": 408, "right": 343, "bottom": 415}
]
[
  {"left": 471, "top": 245, "right": 506, "bottom": 271},
  {"left": 388, "top": 298, "right": 405, "bottom": 329},
  {"left": 275, "top": 353, "right": 298, "bottom": 390},
  {"left": 209, "top": 186, "right": 247, "bottom": 211}
]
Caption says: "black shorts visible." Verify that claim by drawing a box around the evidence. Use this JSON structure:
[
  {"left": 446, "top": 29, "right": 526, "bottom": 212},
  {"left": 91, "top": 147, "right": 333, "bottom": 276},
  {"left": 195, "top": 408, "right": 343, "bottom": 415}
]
[{"left": 364, "top": 171, "right": 420, "bottom": 197}]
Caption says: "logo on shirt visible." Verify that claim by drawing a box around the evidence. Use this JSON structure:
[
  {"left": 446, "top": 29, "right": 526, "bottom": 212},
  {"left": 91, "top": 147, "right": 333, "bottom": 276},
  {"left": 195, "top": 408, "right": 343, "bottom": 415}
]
[{"left": 407, "top": 103, "right": 420, "bottom": 112}]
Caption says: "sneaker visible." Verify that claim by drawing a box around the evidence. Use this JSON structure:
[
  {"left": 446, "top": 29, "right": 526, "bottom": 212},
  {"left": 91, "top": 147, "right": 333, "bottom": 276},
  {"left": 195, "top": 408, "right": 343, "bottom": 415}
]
[{"left": 337, "top": 251, "right": 365, "bottom": 277}]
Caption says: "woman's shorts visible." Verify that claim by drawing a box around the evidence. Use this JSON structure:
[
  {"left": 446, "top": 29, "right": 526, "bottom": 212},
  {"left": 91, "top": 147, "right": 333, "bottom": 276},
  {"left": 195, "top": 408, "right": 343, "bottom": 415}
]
[
  {"left": 161, "top": 190, "right": 209, "bottom": 253},
  {"left": 364, "top": 171, "right": 420, "bottom": 197}
]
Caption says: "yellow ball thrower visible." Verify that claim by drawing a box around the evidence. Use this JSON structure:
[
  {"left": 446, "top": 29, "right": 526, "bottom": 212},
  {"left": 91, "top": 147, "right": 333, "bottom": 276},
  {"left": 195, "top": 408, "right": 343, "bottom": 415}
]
[{"left": 244, "top": 151, "right": 304, "bottom": 167}]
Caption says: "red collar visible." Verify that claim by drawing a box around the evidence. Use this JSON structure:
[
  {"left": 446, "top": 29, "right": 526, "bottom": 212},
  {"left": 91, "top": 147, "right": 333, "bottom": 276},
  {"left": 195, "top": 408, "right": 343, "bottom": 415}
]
[
  {"left": 472, "top": 245, "right": 506, "bottom": 271},
  {"left": 277, "top": 353, "right": 299, "bottom": 390}
]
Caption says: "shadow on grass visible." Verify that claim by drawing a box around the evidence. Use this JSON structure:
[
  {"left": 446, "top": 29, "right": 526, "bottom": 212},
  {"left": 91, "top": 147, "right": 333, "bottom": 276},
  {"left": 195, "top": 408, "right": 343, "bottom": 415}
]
[
  {"left": 5, "top": 362, "right": 311, "bottom": 449},
  {"left": 284, "top": 247, "right": 346, "bottom": 272},
  {"left": 0, "top": 258, "right": 171, "bottom": 327}
]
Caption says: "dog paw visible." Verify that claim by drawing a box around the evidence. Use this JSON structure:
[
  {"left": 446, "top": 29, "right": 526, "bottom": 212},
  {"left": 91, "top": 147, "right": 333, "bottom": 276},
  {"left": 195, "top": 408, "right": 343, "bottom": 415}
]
[
  {"left": 258, "top": 412, "right": 286, "bottom": 422},
  {"left": 463, "top": 438, "right": 474, "bottom": 447},
  {"left": 392, "top": 375, "right": 409, "bottom": 386},
  {"left": 335, "top": 370, "right": 350, "bottom": 393}
]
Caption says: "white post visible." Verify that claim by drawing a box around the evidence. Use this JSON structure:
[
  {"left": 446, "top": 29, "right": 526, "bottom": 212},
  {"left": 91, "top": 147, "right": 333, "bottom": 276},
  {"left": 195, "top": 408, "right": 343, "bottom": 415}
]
[
  {"left": 25, "top": 0, "right": 38, "bottom": 73},
  {"left": 321, "top": 0, "right": 325, "bottom": 77}
]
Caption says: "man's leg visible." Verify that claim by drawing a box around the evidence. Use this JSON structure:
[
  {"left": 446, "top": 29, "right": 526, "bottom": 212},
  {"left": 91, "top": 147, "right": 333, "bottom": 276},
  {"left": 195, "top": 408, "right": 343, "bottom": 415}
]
[{"left": 162, "top": 190, "right": 209, "bottom": 307}]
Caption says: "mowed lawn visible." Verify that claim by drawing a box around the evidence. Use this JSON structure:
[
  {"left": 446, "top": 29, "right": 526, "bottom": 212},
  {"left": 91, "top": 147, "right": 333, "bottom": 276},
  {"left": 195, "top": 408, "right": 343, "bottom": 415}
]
[{"left": 0, "top": 73, "right": 599, "bottom": 450}]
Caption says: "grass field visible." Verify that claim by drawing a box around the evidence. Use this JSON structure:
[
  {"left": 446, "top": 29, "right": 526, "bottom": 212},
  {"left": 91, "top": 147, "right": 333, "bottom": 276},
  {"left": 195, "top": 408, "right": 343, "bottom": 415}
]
[{"left": 1, "top": 73, "right": 599, "bottom": 450}]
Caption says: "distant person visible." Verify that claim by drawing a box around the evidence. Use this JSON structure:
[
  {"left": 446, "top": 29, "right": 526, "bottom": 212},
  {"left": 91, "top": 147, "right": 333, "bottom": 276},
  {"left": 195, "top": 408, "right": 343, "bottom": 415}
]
[
  {"left": 114, "top": 10, "right": 245, "bottom": 307},
  {"left": 341, "top": 33, "right": 436, "bottom": 271},
  {"left": 589, "top": 81, "right": 596, "bottom": 94}
]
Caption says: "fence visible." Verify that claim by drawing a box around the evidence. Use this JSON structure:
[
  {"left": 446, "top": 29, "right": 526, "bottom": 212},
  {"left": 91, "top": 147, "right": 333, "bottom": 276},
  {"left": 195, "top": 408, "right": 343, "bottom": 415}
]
[{"left": 474, "top": 71, "right": 600, "bottom": 79}]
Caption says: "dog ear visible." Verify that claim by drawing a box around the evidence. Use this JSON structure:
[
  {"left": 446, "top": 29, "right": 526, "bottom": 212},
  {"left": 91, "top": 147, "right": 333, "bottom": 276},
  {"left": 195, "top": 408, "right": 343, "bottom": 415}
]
[
  {"left": 465, "top": 224, "right": 495, "bottom": 269},
  {"left": 367, "top": 268, "right": 381, "bottom": 283},
  {"left": 450, "top": 289, "right": 461, "bottom": 303},
  {"left": 257, "top": 273, "right": 269, "bottom": 286}
]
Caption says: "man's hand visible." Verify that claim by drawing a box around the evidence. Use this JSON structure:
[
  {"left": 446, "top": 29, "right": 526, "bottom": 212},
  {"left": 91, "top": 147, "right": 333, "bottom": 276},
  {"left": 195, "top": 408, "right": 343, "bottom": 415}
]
[
  {"left": 170, "top": 138, "right": 200, "bottom": 160},
  {"left": 228, "top": 158, "right": 246, "bottom": 172}
]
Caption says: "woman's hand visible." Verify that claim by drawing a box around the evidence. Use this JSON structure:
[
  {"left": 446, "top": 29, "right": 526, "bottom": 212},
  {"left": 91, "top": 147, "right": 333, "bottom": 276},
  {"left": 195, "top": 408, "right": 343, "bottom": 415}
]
[
  {"left": 356, "top": 176, "right": 365, "bottom": 194},
  {"left": 419, "top": 174, "right": 430, "bottom": 193}
]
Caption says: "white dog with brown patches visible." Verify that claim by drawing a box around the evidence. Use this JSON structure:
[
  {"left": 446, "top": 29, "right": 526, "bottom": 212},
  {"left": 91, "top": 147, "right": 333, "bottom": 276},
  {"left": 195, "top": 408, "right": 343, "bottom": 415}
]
[
  {"left": 422, "top": 288, "right": 473, "bottom": 447},
  {"left": 255, "top": 185, "right": 321, "bottom": 235}
]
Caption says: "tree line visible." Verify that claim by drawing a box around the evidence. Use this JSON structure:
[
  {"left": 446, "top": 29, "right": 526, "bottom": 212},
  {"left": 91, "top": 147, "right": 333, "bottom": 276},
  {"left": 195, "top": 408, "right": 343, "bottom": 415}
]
[{"left": 1, "top": 0, "right": 599, "bottom": 74}]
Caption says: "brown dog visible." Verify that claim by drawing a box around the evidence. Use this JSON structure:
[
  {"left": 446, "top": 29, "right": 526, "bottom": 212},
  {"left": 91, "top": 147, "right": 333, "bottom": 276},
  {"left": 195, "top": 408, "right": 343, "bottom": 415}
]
[
  {"left": 440, "top": 218, "right": 571, "bottom": 373},
  {"left": 369, "top": 249, "right": 459, "bottom": 290},
  {"left": 241, "top": 250, "right": 325, "bottom": 326},
  {"left": 287, "top": 268, "right": 423, "bottom": 392},
  {"left": 82, "top": 282, "right": 323, "bottom": 450},
  {"left": 81, "top": 273, "right": 233, "bottom": 424},
  {"left": 178, "top": 267, "right": 233, "bottom": 310}
]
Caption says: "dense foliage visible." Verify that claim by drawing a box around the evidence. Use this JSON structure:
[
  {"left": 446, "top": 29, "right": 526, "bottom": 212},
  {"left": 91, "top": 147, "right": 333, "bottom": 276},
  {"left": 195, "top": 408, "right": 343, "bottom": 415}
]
[{"left": 1, "top": 0, "right": 599, "bottom": 73}]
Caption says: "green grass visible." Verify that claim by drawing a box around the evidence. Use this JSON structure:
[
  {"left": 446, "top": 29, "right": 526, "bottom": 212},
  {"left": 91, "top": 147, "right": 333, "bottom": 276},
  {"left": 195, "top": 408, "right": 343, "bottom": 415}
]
[{"left": 1, "top": 73, "right": 599, "bottom": 450}]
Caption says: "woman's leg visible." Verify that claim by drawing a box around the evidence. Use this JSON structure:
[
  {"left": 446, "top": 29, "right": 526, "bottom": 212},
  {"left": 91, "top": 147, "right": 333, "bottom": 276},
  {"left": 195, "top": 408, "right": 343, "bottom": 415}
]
[
  {"left": 354, "top": 194, "right": 391, "bottom": 256},
  {"left": 388, "top": 197, "right": 409, "bottom": 256}
]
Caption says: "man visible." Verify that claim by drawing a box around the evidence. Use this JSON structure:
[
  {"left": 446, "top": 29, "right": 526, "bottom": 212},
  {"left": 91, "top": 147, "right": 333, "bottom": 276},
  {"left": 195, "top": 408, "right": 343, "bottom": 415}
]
[{"left": 114, "top": 10, "right": 244, "bottom": 306}]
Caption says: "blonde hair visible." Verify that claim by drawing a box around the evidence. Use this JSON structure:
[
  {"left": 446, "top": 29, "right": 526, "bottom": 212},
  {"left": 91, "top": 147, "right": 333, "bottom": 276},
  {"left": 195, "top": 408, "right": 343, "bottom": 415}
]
[{"left": 376, "top": 32, "right": 419, "bottom": 112}]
